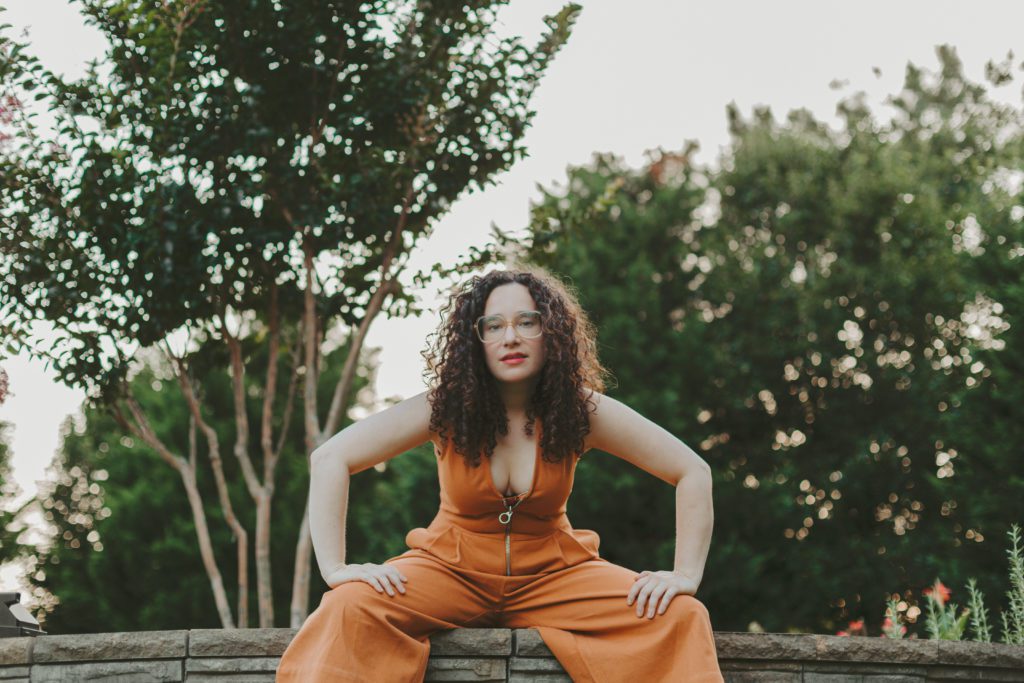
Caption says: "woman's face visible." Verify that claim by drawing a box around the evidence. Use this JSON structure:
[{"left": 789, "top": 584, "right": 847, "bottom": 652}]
[{"left": 478, "top": 283, "right": 547, "bottom": 384}]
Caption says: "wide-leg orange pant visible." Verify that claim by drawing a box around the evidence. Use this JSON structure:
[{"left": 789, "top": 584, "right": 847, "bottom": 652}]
[{"left": 276, "top": 541, "right": 724, "bottom": 682}]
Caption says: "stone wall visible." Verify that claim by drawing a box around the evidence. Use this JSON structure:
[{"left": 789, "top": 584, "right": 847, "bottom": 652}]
[{"left": 1, "top": 628, "right": 1022, "bottom": 681}]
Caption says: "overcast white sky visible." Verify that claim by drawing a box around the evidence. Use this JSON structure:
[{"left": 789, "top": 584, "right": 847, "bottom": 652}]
[{"left": 1, "top": 0, "right": 1022, "bottom": 592}]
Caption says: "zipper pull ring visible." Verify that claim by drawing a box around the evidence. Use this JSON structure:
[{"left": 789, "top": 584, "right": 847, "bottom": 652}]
[{"left": 498, "top": 492, "right": 524, "bottom": 525}]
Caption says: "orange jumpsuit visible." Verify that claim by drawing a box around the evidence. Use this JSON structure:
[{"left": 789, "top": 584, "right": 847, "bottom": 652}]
[{"left": 276, "top": 422, "right": 724, "bottom": 682}]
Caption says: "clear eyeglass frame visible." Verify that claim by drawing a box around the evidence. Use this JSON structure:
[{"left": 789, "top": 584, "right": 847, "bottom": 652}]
[{"left": 475, "top": 311, "right": 543, "bottom": 343}]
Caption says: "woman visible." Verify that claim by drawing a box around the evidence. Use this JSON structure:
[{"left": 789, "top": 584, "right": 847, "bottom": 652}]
[{"left": 276, "top": 267, "right": 724, "bottom": 682}]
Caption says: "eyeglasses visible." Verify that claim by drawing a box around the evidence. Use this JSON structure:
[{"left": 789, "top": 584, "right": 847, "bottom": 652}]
[{"left": 475, "top": 311, "right": 543, "bottom": 343}]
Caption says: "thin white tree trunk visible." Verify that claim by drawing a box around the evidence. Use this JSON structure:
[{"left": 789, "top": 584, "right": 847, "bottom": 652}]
[
  {"left": 112, "top": 393, "right": 236, "bottom": 628},
  {"left": 290, "top": 505, "right": 313, "bottom": 627},
  {"left": 165, "top": 348, "right": 251, "bottom": 628},
  {"left": 289, "top": 182, "right": 416, "bottom": 625},
  {"left": 254, "top": 285, "right": 291, "bottom": 627}
]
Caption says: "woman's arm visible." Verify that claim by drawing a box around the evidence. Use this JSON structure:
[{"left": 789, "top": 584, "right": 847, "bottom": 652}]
[
  {"left": 584, "top": 390, "right": 709, "bottom": 485},
  {"left": 309, "top": 389, "right": 435, "bottom": 581},
  {"left": 584, "top": 391, "right": 713, "bottom": 582}
]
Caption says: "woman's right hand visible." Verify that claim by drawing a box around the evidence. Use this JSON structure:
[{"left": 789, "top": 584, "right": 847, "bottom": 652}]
[{"left": 324, "top": 562, "right": 408, "bottom": 596}]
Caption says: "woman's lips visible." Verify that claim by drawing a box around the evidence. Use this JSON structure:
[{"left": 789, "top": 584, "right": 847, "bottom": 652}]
[{"left": 501, "top": 356, "right": 526, "bottom": 365}]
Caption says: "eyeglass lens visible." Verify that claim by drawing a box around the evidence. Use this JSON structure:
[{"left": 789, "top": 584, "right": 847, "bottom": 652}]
[{"left": 478, "top": 312, "right": 542, "bottom": 341}]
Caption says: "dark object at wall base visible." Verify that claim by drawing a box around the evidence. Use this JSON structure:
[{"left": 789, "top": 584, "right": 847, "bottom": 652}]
[{"left": 0, "top": 592, "right": 45, "bottom": 638}]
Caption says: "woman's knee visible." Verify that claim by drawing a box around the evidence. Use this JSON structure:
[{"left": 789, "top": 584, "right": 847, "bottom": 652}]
[
  {"left": 664, "top": 593, "right": 712, "bottom": 624},
  {"left": 323, "top": 580, "right": 391, "bottom": 616}
]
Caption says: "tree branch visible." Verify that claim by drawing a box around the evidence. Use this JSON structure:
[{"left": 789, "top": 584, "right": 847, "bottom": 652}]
[
  {"left": 261, "top": 280, "right": 282, "bottom": 476},
  {"left": 218, "top": 309, "right": 263, "bottom": 498},
  {"left": 322, "top": 182, "right": 415, "bottom": 437}
]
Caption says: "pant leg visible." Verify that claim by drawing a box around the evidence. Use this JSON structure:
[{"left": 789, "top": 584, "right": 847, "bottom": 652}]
[
  {"left": 276, "top": 551, "right": 497, "bottom": 683},
  {"left": 502, "top": 559, "right": 724, "bottom": 683}
]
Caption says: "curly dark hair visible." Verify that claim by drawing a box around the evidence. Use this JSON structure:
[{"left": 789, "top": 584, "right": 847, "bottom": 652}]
[{"left": 421, "top": 264, "right": 614, "bottom": 468}]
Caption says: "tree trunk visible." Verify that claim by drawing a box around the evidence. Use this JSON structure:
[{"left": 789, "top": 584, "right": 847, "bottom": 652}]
[{"left": 290, "top": 504, "right": 313, "bottom": 627}]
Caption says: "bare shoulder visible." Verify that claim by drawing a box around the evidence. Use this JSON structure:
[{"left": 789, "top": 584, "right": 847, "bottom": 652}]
[
  {"left": 312, "top": 389, "right": 439, "bottom": 474},
  {"left": 581, "top": 389, "right": 710, "bottom": 485},
  {"left": 581, "top": 389, "right": 630, "bottom": 452},
  {"left": 580, "top": 388, "right": 617, "bottom": 454}
]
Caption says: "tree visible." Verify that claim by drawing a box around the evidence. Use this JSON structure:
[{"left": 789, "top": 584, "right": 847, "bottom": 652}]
[
  {"left": 1, "top": 367, "right": 37, "bottom": 571},
  {"left": 27, "top": 338, "right": 441, "bottom": 633},
  {"left": 0, "top": 421, "right": 25, "bottom": 563},
  {"left": 1, "top": 366, "right": 35, "bottom": 570},
  {"left": 0, "top": 0, "right": 582, "bottom": 627},
  {"left": 500, "top": 45, "right": 1024, "bottom": 634}
]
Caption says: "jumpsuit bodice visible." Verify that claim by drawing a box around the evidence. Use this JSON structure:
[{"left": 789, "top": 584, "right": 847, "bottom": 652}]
[{"left": 402, "top": 420, "right": 602, "bottom": 575}]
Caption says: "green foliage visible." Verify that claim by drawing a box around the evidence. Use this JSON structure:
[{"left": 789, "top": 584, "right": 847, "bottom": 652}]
[
  {"left": 0, "top": 367, "right": 34, "bottom": 569},
  {"left": 965, "top": 577, "right": 993, "bottom": 642},
  {"left": 24, "top": 351, "right": 310, "bottom": 631},
  {"left": 26, "top": 336, "right": 439, "bottom": 632},
  {"left": 1, "top": 0, "right": 582, "bottom": 630},
  {"left": 921, "top": 578, "right": 969, "bottom": 640},
  {"left": 0, "top": 418, "right": 35, "bottom": 566},
  {"left": 0, "top": 0, "right": 582, "bottom": 403},
  {"left": 501, "top": 45, "right": 1024, "bottom": 634},
  {"left": 999, "top": 524, "right": 1024, "bottom": 644},
  {"left": 882, "top": 597, "right": 907, "bottom": 639}
]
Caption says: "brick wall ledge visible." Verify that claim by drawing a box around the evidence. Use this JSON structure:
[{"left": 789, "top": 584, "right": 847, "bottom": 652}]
[{"left": 1, "top": 628, "right": 1023, "bottom": 682}]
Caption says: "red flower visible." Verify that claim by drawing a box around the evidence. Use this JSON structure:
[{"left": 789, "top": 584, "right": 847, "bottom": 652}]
[
  {"left": 882, "top": 615, "right": 907, "bottom": 635},
  {"left": 848, "top": 618, "right": 865, "bottom": 631},
  {"left": 922, "top": 580, "right": 951, "bottom": 606}
]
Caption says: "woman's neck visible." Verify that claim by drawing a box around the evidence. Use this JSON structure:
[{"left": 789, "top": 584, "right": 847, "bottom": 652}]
[{"left": 497, "top": 377, "right": 537, "bottom": 415}]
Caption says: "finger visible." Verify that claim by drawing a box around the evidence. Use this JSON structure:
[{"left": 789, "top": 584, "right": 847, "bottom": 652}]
[
  {"left": 364, "top": 575, "right": 384, "bottom": 593},
  {"left": 378, "top": 574, "right": 397, "bottom": 596},
  {"left": 384, "top": 563, "right": 408, "bottom": 582},
  {"left": 626, "top": 577, "right": 651, "bottom": 602},
  {"left": 657, "top": 588, "right": 678, "bottom": 616},
  {"left": 627, "top": 575, "right": 650, "bottom": 605},
  {"left": 636, "top": 583, "right": 656, "bottom": 617},
  {"left": 646, "top": 585, "right": 668, "bottom": 618},
  {"left": 387, "top": 569, "right": 407, "bottom": 594},
  {"left": 635, "top": 587, "right": 648, "bottom": 616}
]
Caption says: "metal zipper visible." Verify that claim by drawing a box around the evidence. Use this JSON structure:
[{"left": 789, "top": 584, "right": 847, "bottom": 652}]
[
  {"left": 504, "top": 525, "right": 511, "bottom": 576},
  {"left": 498, "top": 495, "right": 525, "bottom": 576}
]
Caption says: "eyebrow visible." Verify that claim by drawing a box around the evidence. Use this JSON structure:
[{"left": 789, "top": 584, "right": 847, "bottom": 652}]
[{"left": 481, "top": 310, "right": 538, "bottom": 317}]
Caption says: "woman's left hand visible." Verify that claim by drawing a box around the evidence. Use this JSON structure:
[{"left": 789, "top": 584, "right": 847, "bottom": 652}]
[{"left": 627, "top": 570, "right": 700, "bottom": 619}]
